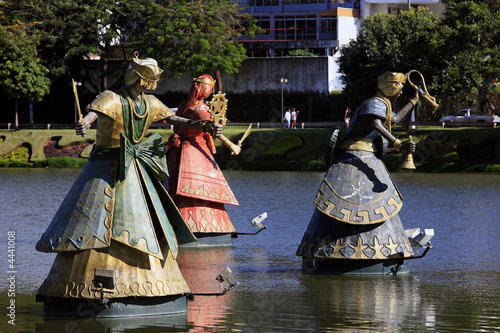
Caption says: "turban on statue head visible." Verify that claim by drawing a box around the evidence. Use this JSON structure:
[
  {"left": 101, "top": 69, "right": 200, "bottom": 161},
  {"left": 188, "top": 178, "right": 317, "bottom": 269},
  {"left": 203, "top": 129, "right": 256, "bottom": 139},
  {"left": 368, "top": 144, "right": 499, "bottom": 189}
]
[{"left": 125, "top": 57, "right": 163, "bottom": 90}]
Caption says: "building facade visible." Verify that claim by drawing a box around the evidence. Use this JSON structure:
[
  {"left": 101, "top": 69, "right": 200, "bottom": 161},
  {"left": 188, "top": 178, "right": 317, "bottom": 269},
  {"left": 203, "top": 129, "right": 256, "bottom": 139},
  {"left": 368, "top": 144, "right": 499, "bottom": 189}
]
[
  {"left": 239, "top": 0, "right": 444, "bottom": 58},
  {"left": 240, "top": 0, "right": 361, "bottom": 58},
  {"left": 157, "top": 1, "right": 445, "bottom": 95}
]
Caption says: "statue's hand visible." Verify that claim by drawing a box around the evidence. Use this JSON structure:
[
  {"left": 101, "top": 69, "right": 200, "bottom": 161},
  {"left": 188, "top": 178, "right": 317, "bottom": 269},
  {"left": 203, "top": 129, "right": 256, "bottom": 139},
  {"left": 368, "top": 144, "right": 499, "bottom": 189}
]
[
  {"left": 409, "top": 89, "right": 419, "bottom": 106},
  {"left": 76, "top": 119, "right": 89, "bottom": 136},
  {"left": 213, "top": 124, "right": 223, "bottom": 138},
  {"left": 401, "top": 140, "right": 416, "bottom": 153},
  {"left": 201, "top": 122, "right": 223, "bottom": 138}
]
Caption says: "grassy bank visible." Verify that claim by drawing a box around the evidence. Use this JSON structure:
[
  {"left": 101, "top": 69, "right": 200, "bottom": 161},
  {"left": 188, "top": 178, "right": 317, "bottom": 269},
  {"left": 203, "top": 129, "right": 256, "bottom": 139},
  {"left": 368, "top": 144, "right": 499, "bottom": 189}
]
[{"left": 1, "top": 126, "right": 500, "bottom": 172}]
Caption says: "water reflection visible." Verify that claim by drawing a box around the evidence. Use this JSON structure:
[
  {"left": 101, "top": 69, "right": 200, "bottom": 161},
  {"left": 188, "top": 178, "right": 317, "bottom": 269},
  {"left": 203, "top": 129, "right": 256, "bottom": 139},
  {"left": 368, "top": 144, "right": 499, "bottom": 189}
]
[
  {"left": 1, "top": 170, "right": 500, "bottom": 332},
  {"left": 36, "top": 313, "right": 190, "bottom": 332},
  {"left": 299, "top": 275, "right": 437, "bottom": 331},
  {"left": 178, "top": 247, "right": 233, "bottom": 332}
]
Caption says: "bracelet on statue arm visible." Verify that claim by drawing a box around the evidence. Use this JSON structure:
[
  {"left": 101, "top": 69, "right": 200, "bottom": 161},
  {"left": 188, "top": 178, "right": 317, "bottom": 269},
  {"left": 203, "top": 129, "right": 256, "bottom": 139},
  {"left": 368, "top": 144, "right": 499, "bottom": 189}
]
[
  {"left": 199, "top": 122, "right": 207, "bottom": 132},
  {"left": 393, "top": 139, "right": 402, "bottom": 149},
  {"left": 80, "top": 118, "right": 90, "bottom": 130}
]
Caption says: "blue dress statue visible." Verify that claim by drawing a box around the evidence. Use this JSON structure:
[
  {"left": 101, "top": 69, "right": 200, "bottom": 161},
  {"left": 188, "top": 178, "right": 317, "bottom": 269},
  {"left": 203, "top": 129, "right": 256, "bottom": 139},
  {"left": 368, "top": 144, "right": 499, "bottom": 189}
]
[{"left": 296, "top": 71, "right": 422, "bottom": 274}]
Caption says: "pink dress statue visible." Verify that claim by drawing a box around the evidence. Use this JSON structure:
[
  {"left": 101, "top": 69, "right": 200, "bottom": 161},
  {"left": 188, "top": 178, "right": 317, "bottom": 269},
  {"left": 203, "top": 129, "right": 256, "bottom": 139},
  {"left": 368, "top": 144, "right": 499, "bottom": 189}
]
[{"left": 165, "top": 75, "right": 238, "bottom": 241}]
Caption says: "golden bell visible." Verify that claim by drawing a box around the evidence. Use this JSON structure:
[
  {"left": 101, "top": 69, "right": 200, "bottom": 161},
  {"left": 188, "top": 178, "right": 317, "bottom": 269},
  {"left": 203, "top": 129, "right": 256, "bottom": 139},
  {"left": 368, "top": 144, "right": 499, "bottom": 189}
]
[{"left": 401, "top": 136, "right": 416, "bottom": 170}]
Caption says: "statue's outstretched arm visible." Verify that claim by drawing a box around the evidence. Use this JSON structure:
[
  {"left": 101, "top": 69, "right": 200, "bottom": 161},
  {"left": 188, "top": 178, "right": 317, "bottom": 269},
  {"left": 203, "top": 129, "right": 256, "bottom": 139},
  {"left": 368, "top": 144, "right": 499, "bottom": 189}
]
[
  {"left": 391, "top": 90, "right": 419, "bottom": 124},
  {"left": 167, "top": 115, "right": 222, "bottom": 137}
]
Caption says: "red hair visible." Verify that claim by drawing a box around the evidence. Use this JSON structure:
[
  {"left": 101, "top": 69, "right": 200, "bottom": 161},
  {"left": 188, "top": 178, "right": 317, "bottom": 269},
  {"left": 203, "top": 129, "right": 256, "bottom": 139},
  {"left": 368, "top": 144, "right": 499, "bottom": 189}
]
[{"left": 177, "top": 74, "right": 214, "bottom": 117}]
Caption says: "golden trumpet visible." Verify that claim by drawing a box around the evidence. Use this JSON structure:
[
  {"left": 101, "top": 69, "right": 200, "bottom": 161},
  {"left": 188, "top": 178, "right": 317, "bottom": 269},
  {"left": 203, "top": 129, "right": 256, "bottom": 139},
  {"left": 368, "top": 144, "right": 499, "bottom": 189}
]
[{"left": 407, "top": 70, "right": 439, "bottom": 113}]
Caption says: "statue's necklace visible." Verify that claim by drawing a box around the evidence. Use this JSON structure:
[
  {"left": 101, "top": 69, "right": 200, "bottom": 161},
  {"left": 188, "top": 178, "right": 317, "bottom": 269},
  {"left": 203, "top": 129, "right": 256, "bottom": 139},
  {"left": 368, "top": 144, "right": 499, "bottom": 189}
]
[{"left": 126, "top": 91, "right": 150, "bottom": 143}]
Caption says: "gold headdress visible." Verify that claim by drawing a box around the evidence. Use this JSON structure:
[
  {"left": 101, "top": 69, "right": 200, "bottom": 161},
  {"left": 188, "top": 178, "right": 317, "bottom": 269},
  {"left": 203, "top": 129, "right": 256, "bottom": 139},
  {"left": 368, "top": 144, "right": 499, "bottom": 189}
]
[
  {"left": 378, "top": 71, "right": 406, "bottom": 85},
  {"left": 376, "top": 71, "right": 406, "bottom": 132},
  {"left": 194, "top": 77, "right": 216, "bottom": 86},
  {"left": 125, "top": 52, "right": 163, "bottom": 90}
]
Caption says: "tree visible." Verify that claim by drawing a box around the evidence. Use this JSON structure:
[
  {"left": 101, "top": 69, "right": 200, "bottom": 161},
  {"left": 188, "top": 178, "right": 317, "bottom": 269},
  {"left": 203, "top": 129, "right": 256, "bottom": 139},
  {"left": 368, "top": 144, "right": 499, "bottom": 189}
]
[
  {"left": 114, "top": 0, "right": 259, "bottom": 92},
  {"left": 1, "top": 0, "right": 120, "bottom": 92},
  {"left": 0, "top": 15, "right": 50, "bottom": 129},
  {"left": 2, "top": 0, "right": 258, "bottom": 94},
  {"left": 338, "top": 2, "right": 500, "bottom": 116},
  {"left": 440, "top": 0, "right": 500, "bottom": 114},
  {"left": 338, "top": 7, "right": 446, "bottom": 103}
]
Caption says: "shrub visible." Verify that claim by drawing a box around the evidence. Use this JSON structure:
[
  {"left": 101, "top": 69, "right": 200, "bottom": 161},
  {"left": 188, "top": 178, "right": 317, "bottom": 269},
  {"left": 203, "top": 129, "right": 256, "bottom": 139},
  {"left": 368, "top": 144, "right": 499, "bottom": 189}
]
[
  {"left": 0, "top": 146, "right": 30, "bottom": 163},
  {"left": 260, "top": 135, "right": 303, "bottom": 159},
  {"left": 0, "top": 161, "right": 33, "bottom": 168},
  {"left": 33, "top": 157, "right": 87, "bottom": 168},
  {"left": 301, "top": 160, "right": 326, "bottom": 171},
  {"left": 287, "top": 48, "right": 318, "bottom": 57}
]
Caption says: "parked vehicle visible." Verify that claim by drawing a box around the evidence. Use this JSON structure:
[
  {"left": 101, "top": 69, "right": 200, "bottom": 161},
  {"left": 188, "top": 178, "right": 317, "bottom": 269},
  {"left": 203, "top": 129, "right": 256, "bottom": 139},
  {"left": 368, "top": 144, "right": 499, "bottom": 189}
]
[{"left": 439, "top": 109, "right": 500, "bottom": 127}]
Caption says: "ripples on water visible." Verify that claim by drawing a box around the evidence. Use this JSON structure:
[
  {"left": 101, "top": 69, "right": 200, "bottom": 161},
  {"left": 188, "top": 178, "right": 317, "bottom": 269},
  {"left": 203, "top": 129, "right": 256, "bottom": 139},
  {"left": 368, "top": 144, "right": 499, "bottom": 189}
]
[{"left": 0, "top": 169, "right": 499, "bottom": 332}]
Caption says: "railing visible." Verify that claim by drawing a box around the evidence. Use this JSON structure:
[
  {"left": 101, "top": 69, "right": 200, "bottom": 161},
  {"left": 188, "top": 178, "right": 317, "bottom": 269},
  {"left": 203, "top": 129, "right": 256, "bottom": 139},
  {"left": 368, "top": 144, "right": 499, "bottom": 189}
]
[{"left": 240, "top": 27, "right": 337, "bottom": 42}]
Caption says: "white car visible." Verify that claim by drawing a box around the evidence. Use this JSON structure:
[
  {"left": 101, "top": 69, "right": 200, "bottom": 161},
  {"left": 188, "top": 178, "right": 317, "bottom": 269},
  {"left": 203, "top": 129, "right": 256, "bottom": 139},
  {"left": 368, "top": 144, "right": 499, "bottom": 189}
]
[{"left": 439, "top": 109, "right": 500, "bottom": 127}]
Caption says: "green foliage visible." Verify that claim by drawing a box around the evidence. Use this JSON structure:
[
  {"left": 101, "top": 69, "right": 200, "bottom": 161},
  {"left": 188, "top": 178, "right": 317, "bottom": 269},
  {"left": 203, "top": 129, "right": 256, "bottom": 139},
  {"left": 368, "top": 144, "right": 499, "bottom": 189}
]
[
  {"left": 301, "top": 160, "right": 326, "bottom": 171},
  {"left": 415, "top": 162, "right": 500, "bottom": 173},
  {"left": 33, "top": 156, "right": 87, "bottom": 168},
  {"left": 0, "top": 0, "right": 255, "bottom": 92},
  {"left": 338, "top": 7, "right": 445, "bottom": 101},
  {"left": 0, "top": 160, "right": 33, "bottom": 168},
  {"left": 339, "top": 2, "right": 500, "bottom": 114},
  {"left": 0, "top": 14, "right": 50, "bottom": 102},
  {"left": 440, "top": 0, "right": 500, "bottom": 113},
  {"left": 0, "top": 128, "right": 499, "bottom": 172},
  {"left": 287, "top": 48, "right": 318, "bottom": 57},
  {"left": 146, "top": 0, "right": 255, "bottom": 78},
  {"left": 0, "top": 146, "right": 30, "bottom": 163},
  {"left": 260, "top": 135, "right": 303, "bottom": 159},
  {"left": 1, "top": 0, "right": 117, "bottom": 81}
]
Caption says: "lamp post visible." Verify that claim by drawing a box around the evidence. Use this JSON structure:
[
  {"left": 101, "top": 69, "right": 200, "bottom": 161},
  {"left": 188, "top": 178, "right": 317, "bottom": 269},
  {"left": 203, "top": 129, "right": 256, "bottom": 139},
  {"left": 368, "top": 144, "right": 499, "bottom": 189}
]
[{"left": 280, "top": 77, "right": 287, "bottom": 128}]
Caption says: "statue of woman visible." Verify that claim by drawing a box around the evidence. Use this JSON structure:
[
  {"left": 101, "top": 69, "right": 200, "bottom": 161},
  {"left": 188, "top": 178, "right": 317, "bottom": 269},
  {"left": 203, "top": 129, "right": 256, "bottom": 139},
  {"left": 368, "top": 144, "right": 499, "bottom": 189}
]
[
  {"left": 35, "top": 57, "right": 221, "bottom": 316},
  {"left": 297, "top": 71, "right": 419, "bottom": 274},
  {"left": 165, "top": 75, "right": 238, "bottom": 246}
]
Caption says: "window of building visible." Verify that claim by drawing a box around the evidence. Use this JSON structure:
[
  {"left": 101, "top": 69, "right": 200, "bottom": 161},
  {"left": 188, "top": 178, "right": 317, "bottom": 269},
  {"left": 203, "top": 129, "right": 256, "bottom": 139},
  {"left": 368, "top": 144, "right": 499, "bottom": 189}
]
[
  {"left": 242, "top": 16, "right": 271, "bottom": 32},
  {"left": 388, "top": 7, "right": 401, "bottom": 15},
  {"left": 320, "top": 18, "right": 337, "bottom": 39},
  {"left": 250, "top": 0, "right": 280, "bottom": 6},
  {"left": 254, "top": 16, "right": 271, "bottom": 35},
  {"left": 283, "top": 0, "right": 323, "bottom": 4},
  {"left": 321, "top": 18, "right": 336, "bottom": 33},
  {"left": 275, "top": 15, "right": 317, "bottom": 40}
]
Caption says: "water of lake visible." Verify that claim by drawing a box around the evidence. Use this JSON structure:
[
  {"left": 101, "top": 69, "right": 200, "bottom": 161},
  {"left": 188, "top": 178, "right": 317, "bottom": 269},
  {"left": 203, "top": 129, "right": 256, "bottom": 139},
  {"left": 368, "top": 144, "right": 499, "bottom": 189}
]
[{"left": 0, "top": 169, "right": 499, "bottom": 332}]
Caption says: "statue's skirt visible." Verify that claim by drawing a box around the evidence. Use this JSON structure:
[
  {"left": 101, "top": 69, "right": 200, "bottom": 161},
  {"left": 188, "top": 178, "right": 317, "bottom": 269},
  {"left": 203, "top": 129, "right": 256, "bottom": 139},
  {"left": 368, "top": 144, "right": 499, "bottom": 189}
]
[{"left": 296, "top": 149, "right": 415, "bottom": 274}]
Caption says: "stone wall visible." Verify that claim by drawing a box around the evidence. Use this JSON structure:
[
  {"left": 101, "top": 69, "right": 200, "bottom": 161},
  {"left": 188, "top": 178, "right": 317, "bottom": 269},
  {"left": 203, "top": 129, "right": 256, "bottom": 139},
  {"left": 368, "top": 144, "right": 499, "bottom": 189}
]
[{"left": 155, "top": 56, "right": 342, "bottom": 95}]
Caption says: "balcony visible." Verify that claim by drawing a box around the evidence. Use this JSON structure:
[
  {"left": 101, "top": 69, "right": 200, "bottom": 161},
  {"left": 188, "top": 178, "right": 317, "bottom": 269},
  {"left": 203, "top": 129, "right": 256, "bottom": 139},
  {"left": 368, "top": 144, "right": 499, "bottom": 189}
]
[{"left": 239, "top": 27, "right": 338, "bottom": 56}]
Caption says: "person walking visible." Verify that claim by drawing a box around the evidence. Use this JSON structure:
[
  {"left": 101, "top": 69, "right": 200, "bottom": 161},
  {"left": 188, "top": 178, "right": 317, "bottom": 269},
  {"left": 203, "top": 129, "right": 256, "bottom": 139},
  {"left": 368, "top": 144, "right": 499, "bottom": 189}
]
[
  {"left": 283, "top": 108, "right": 291, "bottom": 128},
  {"left": 344, "top": 106, "right": 351, "bottom": 128},
  {"left": 291, "top": 108, "right": 299, "bottom": 129}
]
